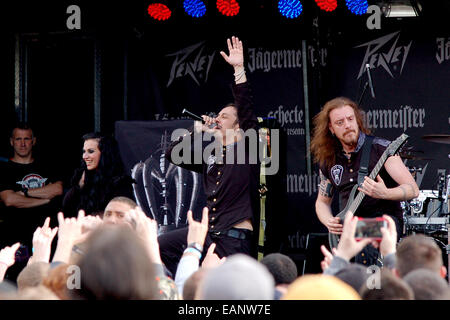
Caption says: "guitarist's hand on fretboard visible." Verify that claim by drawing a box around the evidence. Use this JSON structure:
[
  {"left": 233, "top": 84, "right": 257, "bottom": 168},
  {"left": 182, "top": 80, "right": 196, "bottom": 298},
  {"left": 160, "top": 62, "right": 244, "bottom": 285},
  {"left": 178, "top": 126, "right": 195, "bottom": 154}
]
[
  {"left": 358, "top": 175, "right": 389, "bottom": 199},
  {"left": 325, "top": 216, "right": 343, "bottom": 235}
]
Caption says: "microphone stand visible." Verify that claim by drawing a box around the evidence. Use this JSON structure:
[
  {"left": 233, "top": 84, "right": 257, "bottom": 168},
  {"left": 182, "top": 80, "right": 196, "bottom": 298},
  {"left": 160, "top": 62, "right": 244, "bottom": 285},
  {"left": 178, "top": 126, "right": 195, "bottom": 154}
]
[
  {"left": 357, "top": 81, "right": 369, "bottom": 107},
  {"left": 356, "top": 65, "right": 375, "bottom": 107}
]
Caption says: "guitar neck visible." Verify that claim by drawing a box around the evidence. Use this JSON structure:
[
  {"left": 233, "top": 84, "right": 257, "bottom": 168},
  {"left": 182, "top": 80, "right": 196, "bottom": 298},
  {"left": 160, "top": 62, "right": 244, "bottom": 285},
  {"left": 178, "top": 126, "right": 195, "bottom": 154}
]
[
  {"left": 340, "top": 133, "right": 408, "bottom": 221},
  {"left": 368, "top": 153, "right": 388, "bottom": 180},
  {"left": 347, "top": 152, "right": 388, "bottom": 213}
]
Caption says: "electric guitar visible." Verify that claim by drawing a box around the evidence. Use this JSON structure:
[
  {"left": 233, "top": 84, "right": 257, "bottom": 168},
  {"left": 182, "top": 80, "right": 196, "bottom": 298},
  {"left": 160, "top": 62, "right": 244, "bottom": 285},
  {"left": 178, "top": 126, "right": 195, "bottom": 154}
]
[{"left": 328, "top": 133, "right": 409, "bottom": 249}]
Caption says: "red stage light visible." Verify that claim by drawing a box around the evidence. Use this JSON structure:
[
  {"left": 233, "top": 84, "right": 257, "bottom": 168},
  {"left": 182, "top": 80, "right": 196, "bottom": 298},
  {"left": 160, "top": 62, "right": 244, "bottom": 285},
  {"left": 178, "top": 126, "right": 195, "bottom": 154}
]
[
  {"left": 315, "top": 0, "right": 337, "bottom": 12},
  {"left": 217, "top": 0, "right": 240, "bottom": 17},
  {"left": 147, "top": 3, "right": 172, "bottom": 21}
]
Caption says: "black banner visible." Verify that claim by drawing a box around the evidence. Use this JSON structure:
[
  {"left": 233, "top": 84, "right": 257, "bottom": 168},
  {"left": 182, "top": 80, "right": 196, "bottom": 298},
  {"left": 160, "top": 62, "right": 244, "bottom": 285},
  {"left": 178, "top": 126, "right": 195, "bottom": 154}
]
[{"left": 327, "top": 29, "right": 449, "bottom": 191}]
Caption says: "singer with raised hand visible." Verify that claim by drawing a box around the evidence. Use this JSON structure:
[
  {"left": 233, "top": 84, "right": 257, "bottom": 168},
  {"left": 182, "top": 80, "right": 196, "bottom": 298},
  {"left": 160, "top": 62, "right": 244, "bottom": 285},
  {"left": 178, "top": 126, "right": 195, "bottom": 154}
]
[{"left": 161, "top": 36, "right": 260, "bottom": 276}]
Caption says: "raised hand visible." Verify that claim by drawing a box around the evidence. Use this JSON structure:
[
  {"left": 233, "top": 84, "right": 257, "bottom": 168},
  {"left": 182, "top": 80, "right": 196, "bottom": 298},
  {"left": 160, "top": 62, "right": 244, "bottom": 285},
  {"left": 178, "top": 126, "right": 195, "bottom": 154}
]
[
  {"left": 80, "top": 213, "right": 103, "bottom": 233},
  {"left": 52, "top": 211, "right": 84, "bottom": 263},
  {"left": 127, "top": 207, "right": 162, "bottom": 264},
  {"left": 57, "top": 211, "right": 84, "bottom": 243},
  {"left": 30, "top": 217, "right": 58, "bottom": 264},
  {"left": 334, "top": 211, "right": 373, "bottom": 261},
  {"left": 0, "top": 242, "right": 21, "bottom": 268},
  {"left": 201, "top": 243, "right": 226, "bottom": 269},
  {"left": 0, "top": 242, "right": 20, "bottom": 281},
  {"left": 187, "top": 207, "right": 209, "bottom": 249},
  {"left": 320, "top": 245, "right": 336, "bottom": 272},
  {"left": 75, "top": 211, "right": 104, "bottom": 244},
  {"left": 379, "top": 215, "right": 397, "bottom": 257},
  {"left": 220, "top": 36, "right": 244, "bottom": 68}
]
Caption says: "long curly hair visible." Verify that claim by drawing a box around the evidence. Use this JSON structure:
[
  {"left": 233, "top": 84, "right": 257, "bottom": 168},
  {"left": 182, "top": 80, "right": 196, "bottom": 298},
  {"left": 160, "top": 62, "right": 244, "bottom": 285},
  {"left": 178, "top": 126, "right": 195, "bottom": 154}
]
[
  {"left": 72, "top": 132, "right": 128, "bottom": 215},
  {"left": 310, "top": 97, "right": 370, "bottom": 170}
]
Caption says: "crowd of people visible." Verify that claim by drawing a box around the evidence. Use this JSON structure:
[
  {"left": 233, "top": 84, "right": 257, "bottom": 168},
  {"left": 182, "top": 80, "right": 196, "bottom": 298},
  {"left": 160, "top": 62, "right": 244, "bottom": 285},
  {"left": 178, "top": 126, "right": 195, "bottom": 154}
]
[
  {"left": 0, "top": 194, "right": 448, "bottom": 300},
  {"left": 0, "top": 36, "right": 448, "bottom": 300}
]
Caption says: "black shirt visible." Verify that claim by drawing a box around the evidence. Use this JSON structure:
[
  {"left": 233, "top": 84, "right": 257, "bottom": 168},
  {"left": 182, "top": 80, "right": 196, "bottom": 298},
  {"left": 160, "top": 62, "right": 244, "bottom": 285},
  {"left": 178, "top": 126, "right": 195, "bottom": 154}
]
[
  {"left": 0, "top": 159, "right": 63, "bottom": 245},
  {"left": 320, "top": 132, "right": 403, "bottom": 224},
  {"left": 165, "top": 82, "right": 260, "bottom": 232}
]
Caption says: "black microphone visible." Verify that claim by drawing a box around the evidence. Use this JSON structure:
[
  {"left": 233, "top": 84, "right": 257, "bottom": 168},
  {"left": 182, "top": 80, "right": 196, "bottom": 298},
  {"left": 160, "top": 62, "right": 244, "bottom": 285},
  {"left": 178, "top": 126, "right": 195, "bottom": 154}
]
[
  {"left": 182, "top": 108, "right": 217, "bottom": 128},
  {"left": 182, "top": 108, "right": 204, "bottom": 122},
  {"left": 182, "top": 109, "right": 278, "bottom": 128},
  {"left": 365, "top": 64, "right": 376, "bottom": 99}
]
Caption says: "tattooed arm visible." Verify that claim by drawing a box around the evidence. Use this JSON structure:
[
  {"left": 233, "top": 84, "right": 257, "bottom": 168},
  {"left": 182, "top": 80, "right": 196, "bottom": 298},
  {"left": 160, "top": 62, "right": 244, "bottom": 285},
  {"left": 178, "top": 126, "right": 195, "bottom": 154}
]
[
  {"left": 316, "top": 170, "right": 342, "bottom": 235},
  {"left": 319, "top": 170, "right": 334, "bottom": 198}
]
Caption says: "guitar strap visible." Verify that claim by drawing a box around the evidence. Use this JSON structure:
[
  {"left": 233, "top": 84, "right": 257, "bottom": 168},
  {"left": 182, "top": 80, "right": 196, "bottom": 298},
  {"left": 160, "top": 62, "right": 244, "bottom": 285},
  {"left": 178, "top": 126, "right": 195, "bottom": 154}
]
[
  {"left": 257, "top": 128, "right": 269, "bottom": 261},
  {"left": 338, "top": 135, "right": 374, "bottom": 212},
  {"left": 354, "top": 135, "right": 376, "bottom": 266},
  {"left": 358, "top": 135, "right": 374, "bottom": 185}
]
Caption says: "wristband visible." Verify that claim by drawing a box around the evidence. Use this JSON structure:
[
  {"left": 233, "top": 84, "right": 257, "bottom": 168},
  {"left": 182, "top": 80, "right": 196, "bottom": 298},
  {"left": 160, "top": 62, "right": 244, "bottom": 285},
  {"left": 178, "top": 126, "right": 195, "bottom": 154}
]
[
  {"left": 183, "top": 247, "right": 202, "bottom": 260},
  {"left": 187, "top": 242, "right": 203, "bottom": 253},
  {"left": 234, "top": 69, "right": 246, "bottom": 82},
  {"left": 23, "top": 188, "right": 29, "bottom": 197}
]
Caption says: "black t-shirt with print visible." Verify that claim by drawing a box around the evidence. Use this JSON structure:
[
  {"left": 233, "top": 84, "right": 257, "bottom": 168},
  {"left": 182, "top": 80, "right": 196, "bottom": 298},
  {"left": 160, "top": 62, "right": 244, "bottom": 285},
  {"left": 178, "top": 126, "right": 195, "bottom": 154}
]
[{"left": 0, "top": 160, "right": 63, "bottom": 246}]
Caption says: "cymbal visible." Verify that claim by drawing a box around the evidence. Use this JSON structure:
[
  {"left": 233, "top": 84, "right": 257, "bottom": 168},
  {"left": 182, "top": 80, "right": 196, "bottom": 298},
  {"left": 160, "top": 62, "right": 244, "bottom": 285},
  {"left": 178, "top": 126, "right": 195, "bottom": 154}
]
[{"left": 421, "top": 134, "right": 450, "bottom": 145}]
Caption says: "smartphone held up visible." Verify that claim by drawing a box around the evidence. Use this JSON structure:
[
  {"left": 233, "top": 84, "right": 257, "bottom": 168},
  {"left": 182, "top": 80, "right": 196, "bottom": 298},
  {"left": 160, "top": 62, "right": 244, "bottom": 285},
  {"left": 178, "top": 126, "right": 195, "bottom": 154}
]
[{"left": 354, "top": 217, "right": 387, "bottom": 242}]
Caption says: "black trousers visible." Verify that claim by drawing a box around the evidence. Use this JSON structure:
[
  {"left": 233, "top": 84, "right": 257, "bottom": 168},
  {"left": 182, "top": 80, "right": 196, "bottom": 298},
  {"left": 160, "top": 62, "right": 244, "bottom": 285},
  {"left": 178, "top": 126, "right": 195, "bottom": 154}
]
[{"left": 158, "top": 227, "right": 254, "bottom": 277}]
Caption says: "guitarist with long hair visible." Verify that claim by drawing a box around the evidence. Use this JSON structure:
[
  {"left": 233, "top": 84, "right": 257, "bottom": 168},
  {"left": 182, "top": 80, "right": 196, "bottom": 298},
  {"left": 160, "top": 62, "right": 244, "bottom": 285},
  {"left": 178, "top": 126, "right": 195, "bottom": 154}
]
[{"left": 311, "top": 97, "right": 419, "bottom": 266}]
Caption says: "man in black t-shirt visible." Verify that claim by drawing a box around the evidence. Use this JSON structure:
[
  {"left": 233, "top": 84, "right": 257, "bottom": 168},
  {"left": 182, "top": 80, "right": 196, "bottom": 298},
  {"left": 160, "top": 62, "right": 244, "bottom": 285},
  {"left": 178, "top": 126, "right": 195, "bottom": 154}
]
[{"left": 0, "top": 123, "right": 63, "bottom": 278}]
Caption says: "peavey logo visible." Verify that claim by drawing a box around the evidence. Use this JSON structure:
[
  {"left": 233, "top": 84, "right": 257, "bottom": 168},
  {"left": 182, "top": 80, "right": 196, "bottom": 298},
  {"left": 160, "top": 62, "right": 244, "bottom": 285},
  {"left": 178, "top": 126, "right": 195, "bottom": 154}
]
[
  {"left": 355, "top": 31, "right": 412, "bottom": 79},
  {"left": 166, "top": 42, "right": 216, "bottom": 87}
]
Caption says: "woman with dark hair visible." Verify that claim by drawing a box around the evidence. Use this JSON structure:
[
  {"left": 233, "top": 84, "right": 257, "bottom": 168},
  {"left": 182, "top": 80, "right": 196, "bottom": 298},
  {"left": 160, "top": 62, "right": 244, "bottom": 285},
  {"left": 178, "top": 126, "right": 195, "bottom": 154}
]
[{"left": 62, "top": 132, "right": 134, "bottom": 217}]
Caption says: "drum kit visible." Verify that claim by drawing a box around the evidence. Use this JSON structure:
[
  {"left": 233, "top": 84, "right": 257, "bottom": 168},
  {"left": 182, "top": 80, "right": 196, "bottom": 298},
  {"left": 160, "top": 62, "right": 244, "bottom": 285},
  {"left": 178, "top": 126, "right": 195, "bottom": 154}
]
[{"left": 401, "top": 134, "right": 450, "bottom": 262}]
